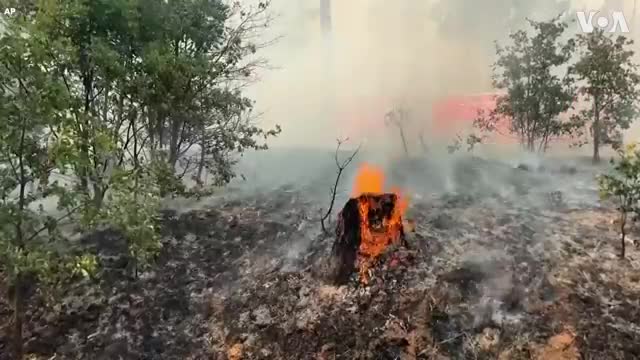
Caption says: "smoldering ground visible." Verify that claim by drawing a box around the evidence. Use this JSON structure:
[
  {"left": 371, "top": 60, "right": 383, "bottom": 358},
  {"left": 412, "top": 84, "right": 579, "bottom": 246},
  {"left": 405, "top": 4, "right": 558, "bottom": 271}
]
[{"left": 6, "top": 147, "right": 638, "bottom": 359}]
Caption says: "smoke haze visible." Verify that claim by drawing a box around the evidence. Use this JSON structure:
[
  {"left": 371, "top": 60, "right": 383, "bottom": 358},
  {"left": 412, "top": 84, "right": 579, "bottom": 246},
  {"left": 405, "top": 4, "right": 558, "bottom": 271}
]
[{"left": 244, "top": 0, "right": 640, "bottom": 151}]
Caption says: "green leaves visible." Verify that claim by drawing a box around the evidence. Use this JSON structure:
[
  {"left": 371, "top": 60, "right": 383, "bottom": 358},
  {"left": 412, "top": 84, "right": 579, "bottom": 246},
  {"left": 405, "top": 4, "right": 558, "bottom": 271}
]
[
  {"left": 485, "top": 16, "right": 576, "bottom": 152},
  {"left": 477, "top": 17, "right": 640, "bottom": 158},
  {"left": 67, "top": 253, "right": 98, "bottom": 279},
  {"left": 0, "top": 241, "right": 97, "bottom": 285},
  {"left": 0, "top": 1, "right": 281, "bottom": 356},
  {"left": 570, "top": 30, "right": 640, "bottom": 159},
  {"left": 0, "top": 4, "right": 100, "bottom": 303},
  {"left": 102, "top": 167, "right": 162, "bottom": 275},
  {"left": 598, "top": 142, "right": 640, "bottom": 207},
  {"left": 0, "top": 0, "right": 278, "bottom": 289},
  {"left": 598, "top": 142, "right": 640, "bottom": 258}
]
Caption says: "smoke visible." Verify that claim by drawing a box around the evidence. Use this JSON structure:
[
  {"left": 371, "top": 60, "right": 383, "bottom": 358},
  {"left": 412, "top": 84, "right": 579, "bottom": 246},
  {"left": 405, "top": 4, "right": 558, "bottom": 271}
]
[
  {"left": 246, "top": 0, "right": 587, "bottom": 150},
  {"left": 226, "top": 0, "right": 640, "bottom": 200}
]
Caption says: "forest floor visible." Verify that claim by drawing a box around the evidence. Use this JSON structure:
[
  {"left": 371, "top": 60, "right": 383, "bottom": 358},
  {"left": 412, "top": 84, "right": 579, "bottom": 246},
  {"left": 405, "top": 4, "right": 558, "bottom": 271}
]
[{"left": 2, "top": 154, "right": 640, "bottom": 359}]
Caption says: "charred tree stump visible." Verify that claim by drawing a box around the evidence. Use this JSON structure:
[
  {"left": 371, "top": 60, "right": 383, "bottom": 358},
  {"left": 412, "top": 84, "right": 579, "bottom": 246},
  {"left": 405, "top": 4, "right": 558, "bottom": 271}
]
[
  {"left": 329, "top": 197, "right": 361, "bottom": 284},
  {"left": 329, "top": 193, "right": 408, "bottom": 285}
]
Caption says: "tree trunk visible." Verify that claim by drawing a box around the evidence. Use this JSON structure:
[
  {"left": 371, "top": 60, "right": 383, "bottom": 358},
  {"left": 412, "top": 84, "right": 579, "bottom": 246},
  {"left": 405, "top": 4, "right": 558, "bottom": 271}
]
[
  {"left": 13, "top": 117, "right": 27, "bottom": 359},
  {"left": 538, "top": 128, "right": 551, "bottom": 153},
  {"left": 419, "top": 133, "right": 428, "bottom": 154},
  {"left": 13, "top": 275, "right": 24, "bottom": 360},
  {"left": 328, "top": 197, "right": 361, "bottom": 284},
  {"left": 196, "top": 123, "right": 206, "bottom": 185},
  {"left": 11, "top": 106, "right": 29, "bottom": 360},
  {"left": 328, "top": 193, "right": 407, "bottom": 284},
  {"left": 92, "top": 184, "right": 105, "bottom": 210},
  {"left": 620, "top": 211, "right": 627, "bottom": 258},
  {"left": 593, "top": 98, "right": 601, "bottom": 163},
  {"left": 398, "top": 126, "right": 409, "bottom": 156},
  {"left": 147, "top": 108, "right": 156, "bottom": 159},
  {"left": 158, "top": 116, "right": 164, "bottom": 151},
  {"left": 168, "top": 117, "right": 182, "bottom": 170}
]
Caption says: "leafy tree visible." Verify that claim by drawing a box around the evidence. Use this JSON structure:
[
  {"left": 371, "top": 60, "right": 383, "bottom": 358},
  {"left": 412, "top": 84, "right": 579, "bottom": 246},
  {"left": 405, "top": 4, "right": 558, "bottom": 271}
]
[
  {"left": 598, "top": 143, "right": 640, "bottom": 258},
  {"left": 35, "top": 0, "right": 280, "bottom": 198},
  {"left": 0, "top": 1, "right": 281, "bottom": 357},
  {"left": 195, "top": 105, "right": 281, "bottom": 188},
  {"left": 570, "top": 30, "right": 640, "bottom": 163},
  {"left": 478, "top": 17, "right": 575, "bottom": 152},
  {"left": 29, "top": 0, "right": 137, "bottom": 212},
  {"left": 31, "top": 0, "right": 280, "bottom": 253},
  {"left": 133, "top": 0, "right": 281, "bottom": 188},
  {"left": 0, "top": 19, "right": 96, "bottom": 359}
]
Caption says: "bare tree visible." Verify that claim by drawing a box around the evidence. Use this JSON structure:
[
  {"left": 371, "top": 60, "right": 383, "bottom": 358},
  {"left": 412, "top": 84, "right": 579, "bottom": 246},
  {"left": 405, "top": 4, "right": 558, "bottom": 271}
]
[
  {"left": 321, "top": 138, "right": 360, "bottom": 234},
  {"left": 385, "top": 107, "right": 410, "bottom": 156},
  {"left": 418, "top": 129, "right": 429, "bottom": 154}
]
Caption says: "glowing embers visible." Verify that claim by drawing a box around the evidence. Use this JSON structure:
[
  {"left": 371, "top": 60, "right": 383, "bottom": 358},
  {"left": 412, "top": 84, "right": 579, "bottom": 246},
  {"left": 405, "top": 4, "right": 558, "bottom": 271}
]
[{"left": 330, "top": 164, "right": 410, "bottom": 285}]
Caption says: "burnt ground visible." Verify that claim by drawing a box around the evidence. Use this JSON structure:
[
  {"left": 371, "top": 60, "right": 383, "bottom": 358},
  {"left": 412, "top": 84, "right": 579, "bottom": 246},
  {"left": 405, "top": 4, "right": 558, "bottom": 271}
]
[{"left": 1, "top": 155, "right": 640, "bottom": 359}]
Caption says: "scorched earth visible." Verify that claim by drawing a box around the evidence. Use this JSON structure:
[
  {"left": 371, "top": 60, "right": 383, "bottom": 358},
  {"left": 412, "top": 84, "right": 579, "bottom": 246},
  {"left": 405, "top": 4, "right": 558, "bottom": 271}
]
[{"left": 1, "top": 152, "right": 639, "bottom": 360}]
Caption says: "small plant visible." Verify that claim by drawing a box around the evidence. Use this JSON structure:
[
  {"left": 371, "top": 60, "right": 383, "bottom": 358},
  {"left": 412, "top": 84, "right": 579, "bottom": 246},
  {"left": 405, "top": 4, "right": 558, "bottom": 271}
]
[
  {"left": 447, "top": 134, "right": 463, "bottom": 154},
  {"left": 598, "top": 142, "right": 640, "bottom": 258},
  {"left": 447, "top": 132, "right": 485, "bottom": 154}
]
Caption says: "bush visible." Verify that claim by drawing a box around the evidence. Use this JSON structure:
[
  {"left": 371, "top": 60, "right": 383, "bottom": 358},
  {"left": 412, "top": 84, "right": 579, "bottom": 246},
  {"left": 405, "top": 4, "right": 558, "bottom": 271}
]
[{"left": 598, "top": 142, "right": 640, "bottom": 258}]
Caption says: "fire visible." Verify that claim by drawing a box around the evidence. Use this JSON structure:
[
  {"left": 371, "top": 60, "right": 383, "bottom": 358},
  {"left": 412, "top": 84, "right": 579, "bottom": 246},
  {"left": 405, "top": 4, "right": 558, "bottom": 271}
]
[
  {"left": 351, "top": 163, "right": 409, "bottom": 284},
  {"left": 352, "top": 163, "right": 385, "bottom": 196}
]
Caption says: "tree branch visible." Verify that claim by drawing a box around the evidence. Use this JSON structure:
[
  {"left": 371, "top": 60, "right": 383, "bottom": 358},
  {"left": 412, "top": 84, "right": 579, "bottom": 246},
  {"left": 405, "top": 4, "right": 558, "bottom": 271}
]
[{"left": 321, "top": 138, "right": 361, "bottom": 235}]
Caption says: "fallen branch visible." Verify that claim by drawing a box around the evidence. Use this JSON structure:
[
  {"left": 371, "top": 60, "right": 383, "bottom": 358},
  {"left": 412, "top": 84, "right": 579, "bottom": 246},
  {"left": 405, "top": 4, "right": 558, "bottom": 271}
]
[{"left": 321, "top": 138, "right": 360, "bottom": 235}]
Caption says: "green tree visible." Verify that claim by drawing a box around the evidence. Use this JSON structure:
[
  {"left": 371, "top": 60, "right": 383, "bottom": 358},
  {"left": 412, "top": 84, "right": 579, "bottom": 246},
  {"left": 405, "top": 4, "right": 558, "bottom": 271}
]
[
  {"left": 0, "top": 19, "right": 96, "bottom": 359},
  {"left": 133, "top": 0, "right": 280, "bottom": 189},
  {"left": 570, "top": 29, "right": 640, "bottom": 163},
  {"left": 31, "top": 0, "right": 137, "bottom": 211},
  {"left": 0, "top": 2, "right": 282, "bottom": 357},
  {"left": 26, "top": 1, "right": 167, "bottom": 289},
  {"left": 36, "top": 0, "right": 280, "bottom": 198},
  {"left": 29, "top": 0, "right": 280, "bottom": 271},
  {"left": 479, "top": 17, "right": 575, "bottom": 152},
  {"left": 598, "top": 142, "right": 640, "bottom": 258}
]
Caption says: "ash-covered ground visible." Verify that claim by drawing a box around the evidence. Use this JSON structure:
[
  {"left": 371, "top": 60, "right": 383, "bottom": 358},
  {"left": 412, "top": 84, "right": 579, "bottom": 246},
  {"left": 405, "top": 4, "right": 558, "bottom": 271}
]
[{"left": 2, "top": 150, "right": 640, "bottom": 359}]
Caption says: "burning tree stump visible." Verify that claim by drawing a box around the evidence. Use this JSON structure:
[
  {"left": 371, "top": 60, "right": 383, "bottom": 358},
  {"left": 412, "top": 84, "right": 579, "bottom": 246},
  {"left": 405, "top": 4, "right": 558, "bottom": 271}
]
[{"left": 329, "top": 193, "right": 409, "bottom": 285}]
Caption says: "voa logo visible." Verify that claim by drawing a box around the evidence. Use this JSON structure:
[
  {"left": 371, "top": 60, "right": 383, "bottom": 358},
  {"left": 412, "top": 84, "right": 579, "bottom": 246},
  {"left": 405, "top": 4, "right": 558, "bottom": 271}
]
[{"left": 576, "top": 11, "right": 630, "bottom": 33}]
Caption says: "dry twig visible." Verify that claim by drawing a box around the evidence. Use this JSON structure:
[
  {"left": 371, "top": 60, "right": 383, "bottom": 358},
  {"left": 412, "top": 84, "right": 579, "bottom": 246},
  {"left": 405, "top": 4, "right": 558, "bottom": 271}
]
[{"left": 320, "top": 138, "right": 360, "bottom": 234}]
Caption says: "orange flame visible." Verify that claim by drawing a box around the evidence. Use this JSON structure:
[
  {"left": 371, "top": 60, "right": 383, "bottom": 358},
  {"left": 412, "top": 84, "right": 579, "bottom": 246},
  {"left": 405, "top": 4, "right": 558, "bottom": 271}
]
[
  {"left": 352, "top": 163, "right": 385, "bottom": 196},
  {"left": 351, "top": 163, "right": 409, "bottom": 284}
]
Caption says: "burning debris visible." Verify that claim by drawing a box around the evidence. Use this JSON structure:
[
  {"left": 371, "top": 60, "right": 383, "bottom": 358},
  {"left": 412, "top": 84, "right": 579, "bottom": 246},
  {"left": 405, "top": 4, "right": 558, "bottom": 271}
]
[{"left": 329, "top": 164, "right": 410, "bottom": 285}]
